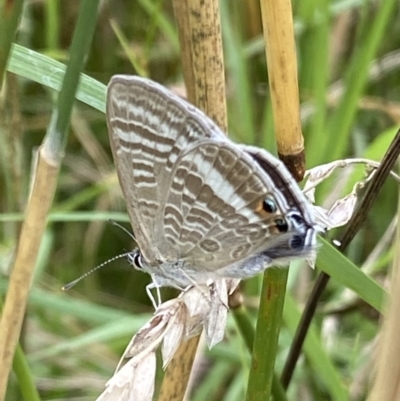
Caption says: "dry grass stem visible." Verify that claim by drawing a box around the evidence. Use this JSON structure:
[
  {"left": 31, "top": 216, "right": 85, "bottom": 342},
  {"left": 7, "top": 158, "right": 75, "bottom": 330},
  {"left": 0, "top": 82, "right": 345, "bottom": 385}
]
[
  {"left": 172, "top": 0, "right": 227, "bottom": 131},
  {"left": 159, "top": 0, "right": 227, "bottom": 399},
  {"left": 157, "top": 336, "right": 201, "bottom": 401},
  {"left": 0, "top": 147, "right": 59, "bottom": 401},
  {"left": 260, "top": 0, "right": 304, "bottom": 179}
]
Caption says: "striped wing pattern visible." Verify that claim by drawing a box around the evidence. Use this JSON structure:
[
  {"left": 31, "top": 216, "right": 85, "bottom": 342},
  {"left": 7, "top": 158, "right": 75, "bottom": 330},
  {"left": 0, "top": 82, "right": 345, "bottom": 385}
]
[
  {"left": 107, "top": 76, "right": 228, "bottom": 262},
  {"left": 159, "top": 143, "right": 285, "bottom": 267},
  {"left": 107, "top": 75, "right": 317, "bottom": 287}
]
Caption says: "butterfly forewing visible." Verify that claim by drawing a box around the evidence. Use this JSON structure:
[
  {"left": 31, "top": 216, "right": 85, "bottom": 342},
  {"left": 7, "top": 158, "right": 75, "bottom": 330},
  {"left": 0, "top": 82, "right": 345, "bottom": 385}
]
[{"left": 107, "top": 76, "right": 227, "bottom": 262}]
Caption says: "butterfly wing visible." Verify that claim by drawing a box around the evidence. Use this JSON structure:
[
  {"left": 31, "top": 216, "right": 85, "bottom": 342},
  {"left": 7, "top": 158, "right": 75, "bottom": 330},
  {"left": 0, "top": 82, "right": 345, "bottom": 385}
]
[
  {"left": 106, "top": 75, "right": 228, "bottom": 262},
  {"left": 107, "top": 75, "right": 316, "bottom": 278},
  {"left": 157, "top": 141, "right": 316, "bottom": 272}
]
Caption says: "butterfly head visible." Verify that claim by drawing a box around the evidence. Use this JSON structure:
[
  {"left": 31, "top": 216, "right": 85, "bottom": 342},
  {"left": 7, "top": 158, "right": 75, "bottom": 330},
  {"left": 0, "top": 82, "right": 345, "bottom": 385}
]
[{"left": 128, "top": 249, "right": 144, "bottom": 271}]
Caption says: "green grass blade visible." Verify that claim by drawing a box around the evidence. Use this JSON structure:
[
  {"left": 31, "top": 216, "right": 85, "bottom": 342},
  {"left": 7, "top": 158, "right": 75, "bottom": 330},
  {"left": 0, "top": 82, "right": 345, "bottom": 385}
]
[
  {"left": 0, "top": 0, "right": 24, "bottom": 87},
  {"left": 317, "top": 238, "right": 387, "bottom": 312},
  {"left": 283, "top": 295, "right": 350, "bottom": 401},
  {"left": 44, "top": 0, "right": 100, "bottom": 155},
  {"left": 7, "top": 44, "right": 106, "bottom": 112},
  {"left": 30, "top": 316, "right": 148, "bottom": 361},
  {"left": 323, "top": 0, "right": 398, "bottom": 163},
  {"left": 246, "top": 268, "right": 288, "bottom": 401},
  {"left": 12, "top": 345, "right": 41, "bottom": 401}
]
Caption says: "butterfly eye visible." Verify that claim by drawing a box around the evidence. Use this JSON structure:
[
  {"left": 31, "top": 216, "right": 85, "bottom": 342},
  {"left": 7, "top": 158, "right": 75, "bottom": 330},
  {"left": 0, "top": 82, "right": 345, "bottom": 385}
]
[
  {"left": 263, "top": 196, "right": 277, "bottom": 213},
  {"left": 274, "top": 218, "right": 289, "bottom": 232},
  {"left": 131, "top": 250, "right": 143, "bottom": 269}
]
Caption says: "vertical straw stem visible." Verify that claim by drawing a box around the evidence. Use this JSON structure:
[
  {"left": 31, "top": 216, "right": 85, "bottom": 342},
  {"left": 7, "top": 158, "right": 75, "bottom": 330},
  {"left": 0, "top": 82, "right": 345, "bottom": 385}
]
[
  {"left": 158, "top": 0, "right": 227, "bottom": 400},
  {"left": 260, "top": 0, "right": 304, "bottom": 180},
  {"left": 0, "top": 2, "right": 100, "bottom": 399},
  {"left": 246, "top": 0, "right": 304, "bottom": 399}
]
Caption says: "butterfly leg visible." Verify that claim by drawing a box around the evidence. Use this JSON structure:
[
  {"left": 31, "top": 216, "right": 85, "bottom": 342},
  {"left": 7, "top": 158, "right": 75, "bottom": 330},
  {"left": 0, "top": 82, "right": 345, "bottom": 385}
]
[
  {"left": 145, "top": 275, "right": 164, "bottom": 309},
  {"left": 155, "top": 285, "right": 162, "bottom": 307},
  {"left": 145, "top": 283, "right": 159, "bottom": 310},
  {"left": 146, "top": 285, "right": 158, "bottom": 310}
]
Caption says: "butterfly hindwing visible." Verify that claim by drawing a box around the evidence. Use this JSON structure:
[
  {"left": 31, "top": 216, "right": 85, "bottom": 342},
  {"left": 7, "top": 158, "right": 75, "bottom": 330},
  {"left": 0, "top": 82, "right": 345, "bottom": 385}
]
[{"left": 157, "top": 142, "right": 306, "bottom": 270}]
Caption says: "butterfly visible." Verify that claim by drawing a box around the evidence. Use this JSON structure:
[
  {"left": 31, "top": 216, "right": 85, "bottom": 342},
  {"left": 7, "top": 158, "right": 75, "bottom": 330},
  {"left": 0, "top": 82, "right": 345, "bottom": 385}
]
[{"left": 106, "top": 75, "right": 317, "bottom": 292}]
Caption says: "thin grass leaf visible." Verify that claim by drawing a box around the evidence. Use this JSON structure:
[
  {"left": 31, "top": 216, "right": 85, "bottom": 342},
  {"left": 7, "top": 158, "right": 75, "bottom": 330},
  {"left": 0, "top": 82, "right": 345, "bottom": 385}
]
[
  {"left": 317, "top": 239, "right": 386, "bottom": 312},
  {"left": 0, "top": 0, "right": 24, "bottom": 87},
  {"left": 246, "top": 268, "right": 288, "bottom": 401},
  {"left": 30, "top": 316, "right": 148, "bottom": 361},
  {"left": 12, "top": 345, "right": 41, "bottom": 401},
  {"left": 7, "top": 44, "right": 106, "bottom": 112},
  {"left": 283, "top": 295, "right": 350, "bottom": 401},
  {"left": 323, "top": 0, "right": 398, "bottom": 163}
]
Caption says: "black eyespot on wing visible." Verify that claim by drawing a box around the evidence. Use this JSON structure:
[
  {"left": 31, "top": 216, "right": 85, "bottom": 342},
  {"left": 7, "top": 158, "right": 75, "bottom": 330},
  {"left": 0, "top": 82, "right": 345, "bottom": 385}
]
[
  {"left": 263, "top": 196, "right": 277, "bottom": 213},
  {"left": 275, "top": 218, "right": 289, "bottom": 233}
]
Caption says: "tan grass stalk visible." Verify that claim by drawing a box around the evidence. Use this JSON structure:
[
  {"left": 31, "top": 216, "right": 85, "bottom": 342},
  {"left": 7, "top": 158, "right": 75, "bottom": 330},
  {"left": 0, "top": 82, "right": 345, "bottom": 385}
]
[
  {"left": 0, "top": 148, "right": 59, "bottom": 401},
  {"left": 245, "top": 0, "right": 304, "bottom": 398},
  {"left": 260, "top": 0, "right": 305, "bottom": 180},
  {"left": 172, "top": 0, "right": 227, "bottom": 131},
  {"left": 158, "top": 0, "right": 227, "bottom": 400}
]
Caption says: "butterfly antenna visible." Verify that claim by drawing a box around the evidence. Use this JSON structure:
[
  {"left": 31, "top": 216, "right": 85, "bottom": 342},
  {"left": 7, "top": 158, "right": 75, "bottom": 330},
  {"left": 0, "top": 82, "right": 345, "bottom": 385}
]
[
  {"left": 62, "top": 252, "right": 132, "bottom": 291},
  {"left": 108, "top": 219, "right": 136, "bottom": 241}
]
